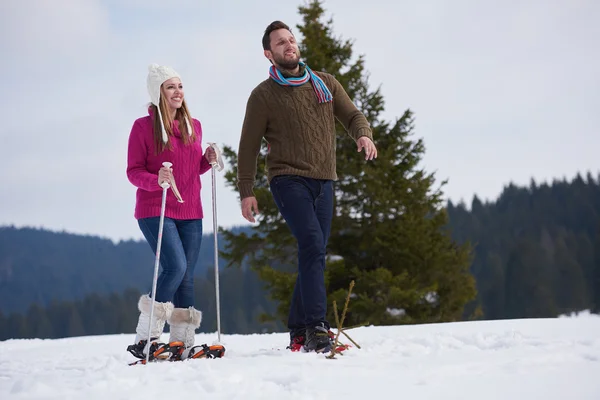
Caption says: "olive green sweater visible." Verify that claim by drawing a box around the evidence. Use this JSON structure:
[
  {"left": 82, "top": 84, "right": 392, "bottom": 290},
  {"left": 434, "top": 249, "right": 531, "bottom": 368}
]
[{"left": 237, "top": 70, "right": 373, "bottom": 199}]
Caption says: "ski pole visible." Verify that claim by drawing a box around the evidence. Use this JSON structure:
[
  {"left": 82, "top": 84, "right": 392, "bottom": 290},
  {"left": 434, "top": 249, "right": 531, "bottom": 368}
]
[
  {"left": 146, "top": 161, "right": 172, "bottom": 364},
  {"left": 208, "top": 143, "right": 224, "bottom": 343}
]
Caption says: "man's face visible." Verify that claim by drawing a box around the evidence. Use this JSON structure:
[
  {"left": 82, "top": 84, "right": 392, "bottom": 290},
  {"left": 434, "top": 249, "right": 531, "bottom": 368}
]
[{"left": 264, "top": 28, "right": 301, "bottom": 70}]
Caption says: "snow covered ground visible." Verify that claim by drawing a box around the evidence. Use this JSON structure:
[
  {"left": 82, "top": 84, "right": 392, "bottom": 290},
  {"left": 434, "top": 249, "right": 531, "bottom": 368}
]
[{"left": 1, "top": 313, "right": 599, "bottom": 399}]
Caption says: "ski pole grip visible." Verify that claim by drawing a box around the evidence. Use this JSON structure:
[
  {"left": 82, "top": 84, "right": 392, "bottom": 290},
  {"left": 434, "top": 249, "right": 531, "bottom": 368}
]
[
  {"left": 160, "top": 162, "right": 172, "bottom": 189},
  {"left": 208, "top": 143, "right": 224, "bottom": 172}
]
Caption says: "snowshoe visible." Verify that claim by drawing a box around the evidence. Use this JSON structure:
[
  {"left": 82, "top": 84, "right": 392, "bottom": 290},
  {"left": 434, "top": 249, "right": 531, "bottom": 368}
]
[
  {"left": 304, "top": 323, "right": 333, "bottom": 353},
  {"left": 152, "top": 341, "right": 186, "bottom": 360},
  {"left": 128, "top": 341, "right": 225, "bottom": 365},
  {"left": 128, "top": 341, "right": 182, "bottom": 365},
  {"left": 287, "top": 327, "right": 349, "bottom": 353},
  {"left": 127, "top": 339, "right": 162, "bottom": 360},
  {"left": 286, "top": 331, "right": 306, "bottom": 352},
  {"left": 185, "top": 343, "right": 226, "bottom": 359}
]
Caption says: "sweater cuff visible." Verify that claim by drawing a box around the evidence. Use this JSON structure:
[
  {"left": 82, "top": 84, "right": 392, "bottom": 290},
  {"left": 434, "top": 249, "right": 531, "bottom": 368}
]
[
  {"left": 238, "top": 182, "right": 255, "bottom": 199},
  {"left": 354, "top": 126, "right": 373, "bottom": 141}
]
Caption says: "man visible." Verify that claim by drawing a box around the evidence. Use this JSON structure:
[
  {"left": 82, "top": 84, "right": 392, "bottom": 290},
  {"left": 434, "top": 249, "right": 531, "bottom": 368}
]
[{"left": 237, "top": 20, "right": 377, "bottom": 353}]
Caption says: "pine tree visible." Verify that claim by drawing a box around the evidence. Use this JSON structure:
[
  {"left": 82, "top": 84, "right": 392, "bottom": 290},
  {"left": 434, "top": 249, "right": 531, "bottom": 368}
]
[
  {"left": 27, "top": 303, "right": 54, "bottom": 338},
  {"left": 553, "top": 236, "right": 589, "bottom": 313},
  {"left": 220, "top": 0, "right": 476, "bottom": 327},
  {"left": 478, "top": 252, "right": 505, "bottom": 319},
  {"left": 66, "top": 305, "right": 85, "bottom": 337},
  {"left": 505, "top": 238, "right": 557, "bottom": 318}
]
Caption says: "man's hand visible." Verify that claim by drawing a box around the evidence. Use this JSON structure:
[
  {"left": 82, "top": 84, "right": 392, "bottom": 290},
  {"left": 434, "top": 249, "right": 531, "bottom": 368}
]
[
  {"left": 241, "top": 196, "right": 259, "bottom": 223},
  {"left": 357, "top": 136, "right": 377, "bottom": 160}
]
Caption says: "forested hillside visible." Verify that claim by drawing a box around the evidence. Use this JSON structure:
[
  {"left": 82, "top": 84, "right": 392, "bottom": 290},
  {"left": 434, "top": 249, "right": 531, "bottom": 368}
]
[
  {"left": 0, "top": 226, "right": 240, "bottom": 314},
  {"left": 448, "top": 172, "right": 600, "bottom": 318}
]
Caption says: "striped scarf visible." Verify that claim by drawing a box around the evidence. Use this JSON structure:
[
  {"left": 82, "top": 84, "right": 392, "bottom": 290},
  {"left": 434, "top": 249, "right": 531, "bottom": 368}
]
[{"left": 269, "top": 61, "right": 333, "bottom": 103}]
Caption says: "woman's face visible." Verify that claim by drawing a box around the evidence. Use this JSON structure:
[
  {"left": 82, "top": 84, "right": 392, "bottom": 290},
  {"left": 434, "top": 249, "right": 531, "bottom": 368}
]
[{"left": 161, "top": 77, "right": 184, "bottom": 110}]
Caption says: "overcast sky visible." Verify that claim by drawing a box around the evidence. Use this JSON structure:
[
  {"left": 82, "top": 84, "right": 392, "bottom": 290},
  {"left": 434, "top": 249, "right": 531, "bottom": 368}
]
[{"left": 1, "top": 0, "right": 598, "bottom": 242}]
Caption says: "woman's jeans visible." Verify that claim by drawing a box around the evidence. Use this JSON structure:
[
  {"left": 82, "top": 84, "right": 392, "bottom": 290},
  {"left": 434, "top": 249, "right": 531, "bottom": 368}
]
[
  {"left": 270, "top": 174, "right": 333, "bottom": 333},
  {"left": 138, "top": 217, "right": 203, "bottom": 308}
]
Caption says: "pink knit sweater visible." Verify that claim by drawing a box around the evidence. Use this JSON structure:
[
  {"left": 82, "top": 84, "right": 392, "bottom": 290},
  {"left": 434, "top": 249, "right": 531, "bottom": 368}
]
[{"left": 126, "top": 110, "right": 212, "bottom": 220}]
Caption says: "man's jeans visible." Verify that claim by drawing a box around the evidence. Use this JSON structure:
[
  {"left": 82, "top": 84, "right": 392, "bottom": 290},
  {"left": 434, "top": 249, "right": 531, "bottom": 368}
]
[
  {"left": 138, "top": 217, "right": 203, "bottom": 308},
  {"left": 270, "top": 175, "right": 333, "bottom": 332}
]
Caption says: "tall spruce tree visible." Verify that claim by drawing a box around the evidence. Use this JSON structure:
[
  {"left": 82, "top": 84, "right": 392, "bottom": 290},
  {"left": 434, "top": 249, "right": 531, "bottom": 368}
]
[{"left": 220, "top": 0, "right": 476, "bottom": 328}]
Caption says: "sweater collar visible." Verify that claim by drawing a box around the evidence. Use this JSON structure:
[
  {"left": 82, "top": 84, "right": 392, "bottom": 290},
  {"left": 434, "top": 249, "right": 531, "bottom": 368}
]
[
  {"left": 147, "top": 106, "right": 183, "bottom": 137},
  {"left": 279, "top": 64, "right": 306, "bottom": 78}
]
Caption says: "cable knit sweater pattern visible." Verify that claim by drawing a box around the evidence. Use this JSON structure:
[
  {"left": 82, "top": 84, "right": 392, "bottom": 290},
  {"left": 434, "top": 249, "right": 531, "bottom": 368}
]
[
  {"left": 127, "top": 112, "right": 212, "bottom": 220},
  {"left": 237, "top": 71, "right": 373, "bottom": 199}
]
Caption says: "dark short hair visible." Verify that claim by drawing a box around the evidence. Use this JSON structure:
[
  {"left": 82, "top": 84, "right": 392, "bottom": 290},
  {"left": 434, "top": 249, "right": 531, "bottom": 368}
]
[{"left": 262, "top": 20, "right": 292, "bottom": 50}]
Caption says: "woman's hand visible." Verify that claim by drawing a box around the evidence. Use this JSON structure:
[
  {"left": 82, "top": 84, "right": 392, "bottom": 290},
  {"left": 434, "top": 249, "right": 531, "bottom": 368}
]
[
  {"left": 158, "top": 166, "right": 172, "bottom": 187},
  {"left": 205, "top": 146, "right": 217, "bottom": 165}
]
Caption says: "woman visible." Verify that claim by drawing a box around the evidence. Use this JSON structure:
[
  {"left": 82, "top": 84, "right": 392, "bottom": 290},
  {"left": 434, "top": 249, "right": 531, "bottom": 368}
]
[{"left": 126, "top": 63, "right": 216, "bottom": 360}]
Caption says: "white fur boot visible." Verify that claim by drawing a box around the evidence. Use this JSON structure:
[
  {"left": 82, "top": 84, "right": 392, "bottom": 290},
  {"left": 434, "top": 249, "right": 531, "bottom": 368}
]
[
  {"left": 168, "top": 306, "right": 202, "bottom": 357},
  {"left": 134, "top": 294, "right": 174, "bottom": 345}
]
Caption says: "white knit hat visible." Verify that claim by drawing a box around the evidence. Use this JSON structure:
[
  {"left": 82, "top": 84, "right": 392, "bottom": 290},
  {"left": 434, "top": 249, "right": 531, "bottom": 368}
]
[{"left": 146, "top": 63, "right": 192, "bottom": 143}]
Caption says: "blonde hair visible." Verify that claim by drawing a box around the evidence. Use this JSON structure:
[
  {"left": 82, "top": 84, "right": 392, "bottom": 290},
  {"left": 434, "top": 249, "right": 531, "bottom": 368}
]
[{"left": 150, "top": 87, "right": 197, "bottom": 154}]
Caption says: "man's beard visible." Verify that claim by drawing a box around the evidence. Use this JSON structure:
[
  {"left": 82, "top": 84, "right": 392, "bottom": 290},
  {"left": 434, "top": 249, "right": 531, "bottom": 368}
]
[{"left": 273, "top": 51, "right": 301, "bottom": 73}]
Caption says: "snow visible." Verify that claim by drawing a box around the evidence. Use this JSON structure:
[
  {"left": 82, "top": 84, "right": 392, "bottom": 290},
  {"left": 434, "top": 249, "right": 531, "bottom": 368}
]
[
  {"left": 386, "top": 307, "right": 406, "bottom": 316},
  {"left": 1, "top": 314, "right": 599, "bottom": 399}
]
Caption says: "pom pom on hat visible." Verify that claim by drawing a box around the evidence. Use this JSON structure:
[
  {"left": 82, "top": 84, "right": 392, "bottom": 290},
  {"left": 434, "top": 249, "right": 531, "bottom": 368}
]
[{"left": 146, "top": 63, "right": 191, "bottom": 144}]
